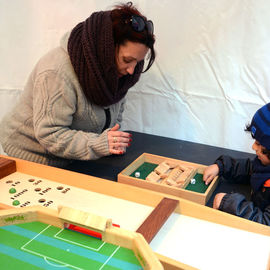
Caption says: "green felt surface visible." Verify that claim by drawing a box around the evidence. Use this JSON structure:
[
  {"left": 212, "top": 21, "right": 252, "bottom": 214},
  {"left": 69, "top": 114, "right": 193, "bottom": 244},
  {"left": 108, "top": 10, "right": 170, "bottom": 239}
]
[
  {"left": 0, "top": 221, "right": 142, "bottom": 270},
  {"left": 130, "top": 162, "right": 158, "bottom": 179},
  {"left": 185, "top": 173, "right": 208, "bottom": 193},
  {"left": 130, "top": 162, "right": 208, "bottom": 193}
]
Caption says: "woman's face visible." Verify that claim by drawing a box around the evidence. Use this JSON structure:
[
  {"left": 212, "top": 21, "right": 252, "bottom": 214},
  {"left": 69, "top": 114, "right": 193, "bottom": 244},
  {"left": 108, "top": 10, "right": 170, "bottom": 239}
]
[{"left": 115, "top": 41, "right": 149, "bottom": 77}]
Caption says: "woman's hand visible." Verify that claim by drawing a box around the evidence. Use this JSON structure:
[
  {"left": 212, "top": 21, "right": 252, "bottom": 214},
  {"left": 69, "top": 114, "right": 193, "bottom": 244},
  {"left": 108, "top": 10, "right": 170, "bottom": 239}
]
[
  {"left": 107, "top": 124, "right": 132, "bottom": 155},
  {"left": 203, "top": 164, "right": 219, "bottom": 185}
]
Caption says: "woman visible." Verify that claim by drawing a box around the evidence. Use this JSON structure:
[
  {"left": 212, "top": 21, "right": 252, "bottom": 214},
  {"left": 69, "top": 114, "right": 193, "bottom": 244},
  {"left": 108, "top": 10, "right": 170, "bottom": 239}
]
[{"left": 0, "top": 2, "right": 155, "bottom": 168}]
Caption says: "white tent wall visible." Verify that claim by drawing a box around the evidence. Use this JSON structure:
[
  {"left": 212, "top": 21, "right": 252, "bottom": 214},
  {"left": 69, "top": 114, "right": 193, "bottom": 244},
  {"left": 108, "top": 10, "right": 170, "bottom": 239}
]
[{"left": 1, "top": 0, "right": 269, "bottom": 156}]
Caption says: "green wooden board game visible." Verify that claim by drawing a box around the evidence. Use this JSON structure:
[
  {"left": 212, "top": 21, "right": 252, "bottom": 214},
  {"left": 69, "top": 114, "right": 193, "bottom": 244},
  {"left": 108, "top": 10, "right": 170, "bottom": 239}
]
[
  {"left": 0, "top": 221, "right": 142, "bottom": 270},
  {"left": 130, "top": 162, "right": 208, "bottom": 193}
]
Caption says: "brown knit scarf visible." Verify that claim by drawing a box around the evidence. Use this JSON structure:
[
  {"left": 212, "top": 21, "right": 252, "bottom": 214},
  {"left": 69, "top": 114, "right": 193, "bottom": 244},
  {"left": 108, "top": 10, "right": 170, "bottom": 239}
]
[{"left": 67, "top": 10, "right": 144, "bottom": 107}]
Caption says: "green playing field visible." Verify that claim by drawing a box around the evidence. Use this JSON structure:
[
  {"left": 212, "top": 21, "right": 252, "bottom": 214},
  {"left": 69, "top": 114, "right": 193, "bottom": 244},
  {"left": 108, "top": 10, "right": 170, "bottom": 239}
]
[{"left": 0, "top": 221, "right": 142, "bottom": 270}]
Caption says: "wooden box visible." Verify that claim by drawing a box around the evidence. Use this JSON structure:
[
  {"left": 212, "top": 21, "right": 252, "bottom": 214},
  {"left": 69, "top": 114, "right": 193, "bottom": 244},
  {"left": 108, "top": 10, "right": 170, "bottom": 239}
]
[{"left": 118, "top": 153, "right": 219, "bottom": 205}]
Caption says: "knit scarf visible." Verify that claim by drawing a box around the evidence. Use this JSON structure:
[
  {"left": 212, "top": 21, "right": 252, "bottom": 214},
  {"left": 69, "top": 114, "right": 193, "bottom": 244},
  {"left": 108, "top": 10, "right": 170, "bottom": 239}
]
[
  {"left": 67, "top": 11, "right": 144, "bottom": 107},
  {"left": 250, "top": 157, "right": 270, "bottom": 191}
]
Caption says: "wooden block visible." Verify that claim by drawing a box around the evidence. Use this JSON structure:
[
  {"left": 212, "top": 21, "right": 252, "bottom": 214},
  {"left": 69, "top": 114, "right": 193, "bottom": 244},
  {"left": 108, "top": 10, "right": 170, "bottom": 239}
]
[
  {"left": 146, "top": 171, "right": 161, "bottom": 182},
  {"left": 164, "top": 178, "right": 178, "bottom": 186},
  {"left": 58, "top": 206, "right": 112, "bottom": 232},
  {"left": 175, "top": 168, "right": 193, "bottom": 184},
  {"left": 136, "top": 197, "right": 178, "bottom": 243},
  {"left": 166, "top": 166, "right": 183, "bottom": 182},
  {"left": 164, "top": 161, "right": 178, "bottom": 169},
  {"left": 0, "top": 157, "right": 16, "bottom": 178},
  {"left": 178, "top": 164, "right": 189, "bottom": 171},
  {"left": 154, "top": 161, "right": 170, "bottom": 175},
  {"left": 161, "top": 166, "right": 196, "bottom": 189}
]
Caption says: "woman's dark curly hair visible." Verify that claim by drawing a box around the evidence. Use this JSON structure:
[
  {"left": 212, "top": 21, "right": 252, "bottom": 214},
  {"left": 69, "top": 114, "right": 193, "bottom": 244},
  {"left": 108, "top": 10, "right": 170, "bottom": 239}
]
[
  {"left": 245, "top": 123, "right": 270, "bottom": 159},
  {"left": 111, "top": 2, "right": 155, "bottom": 72}
]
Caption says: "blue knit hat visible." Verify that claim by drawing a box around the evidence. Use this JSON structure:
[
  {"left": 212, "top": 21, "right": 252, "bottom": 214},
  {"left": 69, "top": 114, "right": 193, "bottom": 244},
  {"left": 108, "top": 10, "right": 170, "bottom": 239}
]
[{"left": 250, "top": 103, "right": 270, "bottom": 150}]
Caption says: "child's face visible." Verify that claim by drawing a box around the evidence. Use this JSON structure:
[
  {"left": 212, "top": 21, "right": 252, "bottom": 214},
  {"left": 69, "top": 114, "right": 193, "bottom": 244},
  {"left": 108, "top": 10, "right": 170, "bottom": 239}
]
[{"left": 252, "top": 140, "right": 270, "bottom": 166}]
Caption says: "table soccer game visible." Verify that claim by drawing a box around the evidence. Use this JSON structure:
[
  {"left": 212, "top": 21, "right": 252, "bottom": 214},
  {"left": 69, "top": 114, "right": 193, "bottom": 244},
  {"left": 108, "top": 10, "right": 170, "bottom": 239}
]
[
  {"left": 0, "top": 155, "right": 269, "bottom": 270},
  {"left": 0, "top": 213, "right": 144, "bottom": 270}
]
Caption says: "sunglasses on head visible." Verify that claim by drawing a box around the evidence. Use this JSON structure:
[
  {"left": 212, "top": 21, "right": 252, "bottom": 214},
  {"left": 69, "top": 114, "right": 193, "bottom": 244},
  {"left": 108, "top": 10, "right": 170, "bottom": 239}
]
[{"left": 128, "top": 15, "right": 154, "bottom": 35}]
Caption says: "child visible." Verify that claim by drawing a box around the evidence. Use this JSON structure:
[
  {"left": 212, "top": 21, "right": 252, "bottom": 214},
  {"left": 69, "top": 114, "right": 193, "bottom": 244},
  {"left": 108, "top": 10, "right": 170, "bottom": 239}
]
[{"left": 203, "top": 103, "right": 270, "bottom": 225}]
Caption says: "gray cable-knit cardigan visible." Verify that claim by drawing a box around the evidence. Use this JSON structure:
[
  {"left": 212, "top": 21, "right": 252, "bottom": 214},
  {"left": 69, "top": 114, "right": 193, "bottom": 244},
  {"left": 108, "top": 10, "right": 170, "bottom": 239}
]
[{"left": 0, "top": 33, "right": 125, "bottom": 168}]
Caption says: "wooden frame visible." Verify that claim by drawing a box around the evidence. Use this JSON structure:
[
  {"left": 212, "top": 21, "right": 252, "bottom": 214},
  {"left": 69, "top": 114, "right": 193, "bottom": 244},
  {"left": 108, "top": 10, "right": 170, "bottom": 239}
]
[
  {"left": 118, "top": 153, "right": 219, "bottom": 205},
  {"left": 0, "top": 155, "right": 269, "bottom": 270},
  {"left": 0, "top": 205, "right": 163, "bottom": 270}
]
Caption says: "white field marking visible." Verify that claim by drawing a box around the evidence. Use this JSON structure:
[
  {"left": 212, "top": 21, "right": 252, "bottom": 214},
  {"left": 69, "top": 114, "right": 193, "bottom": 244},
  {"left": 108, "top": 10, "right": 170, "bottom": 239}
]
[
  {"left": 21, "top": 224, "right": 52, "bottom": 249},
  {"left": 99, "top": 246, "right": 121, "bottom": 270},
  {"left": 21, "top": 225, "right": 83, "bottom": 270},
  {"left": 44, "top": 257, "right": 70, "bottom": 268},
  {"left": 54, "top": 228, "right": 105, "bottom": 251},
  {"left": 21, "top": 246, "right": 83, "bottom": 270},
  {"left": 54, "top": 228, "right": 123, "bottom": 270},
  {"left": 20, "top": 224, "right": 121, "bottom": 270}
]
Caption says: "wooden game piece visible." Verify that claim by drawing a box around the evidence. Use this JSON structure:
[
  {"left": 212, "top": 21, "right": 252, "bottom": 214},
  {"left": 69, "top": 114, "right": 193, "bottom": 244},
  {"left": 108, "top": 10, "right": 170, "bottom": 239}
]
[
  {"left": 163, "top": 160, "right": 178, "bottom": 169},
  {"left": 178, "top": 164, "right": 189, "bottom": 171},
  {"left": 146, "top": 171, "right": 161, "bottom": 182},
  {"left": 136, "top": 197, "right": 178, "bottom": 243},
  {"left": 154, "top": 161, "right": 171, "bottom": 175},
  {"left": 166, "top": 166, "right": 183, "bottom": 182},
  {"left": 164, "top": 177, "right": 178, "bottom": 186},
  {"left": 159, "top": 173, "right": 169, "bottom": 179},
  {"left": 164, "top": 166, "right": 195, "bottom": 188},
  {"left": 0, "top": 157, "right": 16, "bottom": 179},
  {"left": 175, "top": 168, "right": 192, "bottom": 184},
  {"left": 58, "top": 206, "right": 112, "bottom": 232}
]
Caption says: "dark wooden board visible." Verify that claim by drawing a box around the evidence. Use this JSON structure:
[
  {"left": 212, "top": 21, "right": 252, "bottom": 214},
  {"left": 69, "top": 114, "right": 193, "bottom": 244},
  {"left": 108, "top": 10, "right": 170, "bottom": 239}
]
[{"left": 136, "top": 197, "right": 178, "bottom": 243}]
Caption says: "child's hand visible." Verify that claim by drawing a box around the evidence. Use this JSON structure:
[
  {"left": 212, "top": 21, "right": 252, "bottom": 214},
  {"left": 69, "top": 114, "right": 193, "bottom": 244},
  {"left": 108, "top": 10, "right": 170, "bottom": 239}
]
[
  {"left": 213, "top": 193, "right": 226, "bottom": 209},
  {"left": 203, "top": 164, "right": 219, "bottom": 185}
]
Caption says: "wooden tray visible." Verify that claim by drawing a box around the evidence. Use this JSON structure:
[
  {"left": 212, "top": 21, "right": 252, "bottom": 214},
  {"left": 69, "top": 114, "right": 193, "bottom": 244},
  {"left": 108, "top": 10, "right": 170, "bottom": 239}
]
[{"left": 118, "top": 153, "right": 219, "bottom": 205}]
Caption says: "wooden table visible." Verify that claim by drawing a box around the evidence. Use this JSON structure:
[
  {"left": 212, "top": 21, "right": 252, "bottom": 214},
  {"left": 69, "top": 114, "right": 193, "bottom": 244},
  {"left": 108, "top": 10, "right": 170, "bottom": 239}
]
[
  {"left": 66, "top": 131, "right": 255, "bottom": 206},
  {"left": 0, "top": 155, "right": 269, "bottom": 270}
]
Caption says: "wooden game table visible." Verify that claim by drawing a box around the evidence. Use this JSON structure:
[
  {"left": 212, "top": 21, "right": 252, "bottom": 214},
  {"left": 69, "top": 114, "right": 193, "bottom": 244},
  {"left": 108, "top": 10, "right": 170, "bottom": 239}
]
[
  {"left": 1, "top": 130, "right": 269, "bottom": 270},
  {"left": 66, "top": 130, "right": 256, "bottom": 206}
]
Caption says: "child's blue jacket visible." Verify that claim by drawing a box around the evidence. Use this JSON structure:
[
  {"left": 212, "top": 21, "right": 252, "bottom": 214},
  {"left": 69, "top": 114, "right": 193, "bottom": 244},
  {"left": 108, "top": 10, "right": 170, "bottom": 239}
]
[{"left": 215, "top": 155, "right": 270, "bottom": 225}]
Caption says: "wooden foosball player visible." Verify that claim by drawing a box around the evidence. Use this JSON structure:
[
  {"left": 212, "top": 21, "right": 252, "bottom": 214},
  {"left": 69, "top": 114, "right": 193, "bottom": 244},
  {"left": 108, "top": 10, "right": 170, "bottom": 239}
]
[{"left": 0, "top": 205, "right": 163, "bottom": 270}]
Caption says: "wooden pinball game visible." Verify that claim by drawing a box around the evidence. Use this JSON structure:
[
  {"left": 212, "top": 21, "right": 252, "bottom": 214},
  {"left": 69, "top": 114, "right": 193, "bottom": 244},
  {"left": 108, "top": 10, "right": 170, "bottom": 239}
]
[{"left": 0, "top": 155, "right": 269, "bottom": 270}]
